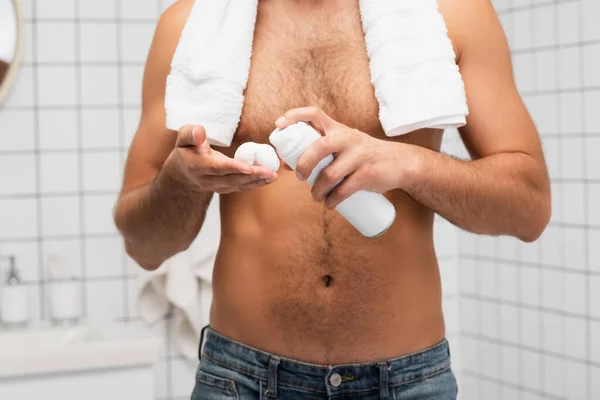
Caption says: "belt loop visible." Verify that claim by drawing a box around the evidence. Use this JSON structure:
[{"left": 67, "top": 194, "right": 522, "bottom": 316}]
[
  {"left": 265, "top": 356, "right": 281, "bottom": 398},
  {"left": 378, "top": 362, "right": 389, "bottom": 400},
  {"left": 198, "top": 325, "right": 209, "bottom": 360}
]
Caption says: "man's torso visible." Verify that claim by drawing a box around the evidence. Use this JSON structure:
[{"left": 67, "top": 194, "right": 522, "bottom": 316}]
[{"left": 212, "top": 0, "right": 448, "bottom": 364}]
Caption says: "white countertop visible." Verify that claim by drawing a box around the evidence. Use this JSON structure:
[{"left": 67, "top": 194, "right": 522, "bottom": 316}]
[{"left": 0, "top": 324, "right": 161, "bottom": 378}]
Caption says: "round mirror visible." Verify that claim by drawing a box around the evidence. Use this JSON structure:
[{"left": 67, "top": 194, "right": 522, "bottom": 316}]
[{"left": 0, "top": 0, "right": 23, "bottom": 103}]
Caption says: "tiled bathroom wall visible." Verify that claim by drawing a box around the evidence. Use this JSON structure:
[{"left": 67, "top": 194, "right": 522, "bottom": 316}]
[
  {"left": 458, "top": 0, "right": 600, "bottom": 399},
  {"left": 0, "top": 1, "right": 192, "bottom": 399},
  {"left": 0, "top": 1, "right": 462, "bottom": 399}
]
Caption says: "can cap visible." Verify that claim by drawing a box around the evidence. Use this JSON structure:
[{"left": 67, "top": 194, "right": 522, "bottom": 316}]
[{"left": 269, "top": 122, "right": 321, "bottom": 165}]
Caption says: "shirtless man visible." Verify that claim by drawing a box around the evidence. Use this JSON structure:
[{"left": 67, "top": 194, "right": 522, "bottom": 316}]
[{"left": 115, "top": 0, "right": 551, "bottom": 398}]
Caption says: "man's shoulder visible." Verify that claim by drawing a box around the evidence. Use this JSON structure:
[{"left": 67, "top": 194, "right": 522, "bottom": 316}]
[
  {"left": 148, "top": 0, "right": 195, "bottom": 62},
  {"left": 159, "top": 0, "right": 195, "bottom": 32},
  {"left": 437, "top": 0, "right": 498, "bottom": 62}
]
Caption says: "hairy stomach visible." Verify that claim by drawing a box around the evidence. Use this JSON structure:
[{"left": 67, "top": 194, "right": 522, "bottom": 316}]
[{"left": 209, "top": 170, "right": 445, "bottom": 364}]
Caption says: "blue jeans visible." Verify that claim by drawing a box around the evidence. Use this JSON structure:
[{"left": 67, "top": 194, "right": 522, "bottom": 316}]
[{"left": 192, "top": 327, "right": 458, "bottom": 399}]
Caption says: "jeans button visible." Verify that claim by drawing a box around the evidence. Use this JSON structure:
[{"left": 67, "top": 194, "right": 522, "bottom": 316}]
[{"left": 329, "top": 373, "right": 342, "bottom": 387}]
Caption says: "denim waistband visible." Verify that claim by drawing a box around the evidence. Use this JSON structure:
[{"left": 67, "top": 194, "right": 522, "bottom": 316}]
[{"left": 200, "top": 327, "right": 451, "bottom": 397}]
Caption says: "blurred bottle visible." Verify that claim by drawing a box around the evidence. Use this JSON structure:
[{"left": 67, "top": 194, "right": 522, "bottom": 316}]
[
  {"left": 47, "top": 254, "right": 81, "bottom": 326},
  {"left": 1, "top": 256, "right": 30, "bottom": 330}
]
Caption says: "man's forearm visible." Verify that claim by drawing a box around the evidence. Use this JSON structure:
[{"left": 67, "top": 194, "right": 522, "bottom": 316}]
[
  {"left": 115, "top": 167, "right": 213, "bottom": 270},
  {"left": 401, "top": 146, "right": 551, "bottom": 242}
]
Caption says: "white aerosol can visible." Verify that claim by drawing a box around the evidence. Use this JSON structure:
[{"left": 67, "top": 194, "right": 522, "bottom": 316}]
[{"left": 269, "top": 122, "right": 396, "bottom": 238}]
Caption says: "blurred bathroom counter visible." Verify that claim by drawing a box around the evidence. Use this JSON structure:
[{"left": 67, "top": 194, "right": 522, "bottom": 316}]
[{"left": 0, "top": 324, "right": 161, "bottom": 399}]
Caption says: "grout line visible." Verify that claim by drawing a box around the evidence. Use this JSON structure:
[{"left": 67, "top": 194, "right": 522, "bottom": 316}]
[
  {"left": 578, "top": 0, "right": 592, "bottom": 397},
  {"left": 460, "top": 292, "right": 600, "bottom": 323},
  {"left": 21, "top": 61, "right": 146, "bottom": 67},
  {"left": 165, "top": 311, "right": 173, "bottom": 399},
  {"left": 520, "top": 86, "right": 600, "bottom": 96},
  {"left": 547, "top": 221, "right": 600, "bottom": 229},
  {"left": 474, "top": 235, "right": 483, "bottom": 399},
  {"left": 0, "top": 190, "right": 120, "bottom": 200},
  {"left": 495, "top": 0, "right": 578, "bottom": 15},
  {"left": 116, "top": 0, "right": 129, "bottom": 325},
  {"left": 493, "top": 235, "right": 504, "bottom": 399},
  {"left": 0, "top": 147, "right": 127, "bottom": 156},
  {"left": 461, "top": 254, "right": 600, "bottom": 278},
  {"left": 25, "top": 17, "right": 158, "bottom": 23},
  {"left": 461, "top": 331, "right": 600, "bottom": 369},
  {"left": 535, "top": 2, "right": 546, "bottom": 376},
  {"left": 0, "top": 232, "right": 120, "bottom": 243},
  {"left": 0, "top": 104, "right": 142, "bottom": 110},
  {"left": 74, "top": 0, "right": 88, "bottom": 320},
  {"left": 10, "top": 274, "right": 138, "bottom": 285},
  {"left": 510, "top": 38, "right": 600, "bottom": 55},
  {"left": 551, "top": 0, "right": 567, "bottom": 396},
  {"left": 30, "top": 0, "right": 46, "bottom": 321},
  {"left": 515, "top": 189, "right": 523, "bottom": 397}
]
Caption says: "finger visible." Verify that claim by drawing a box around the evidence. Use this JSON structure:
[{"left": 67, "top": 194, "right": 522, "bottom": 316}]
[
  {"left": 239, "top": 179, "right": 272, "bottom": 192},
  {"left": 202, "top": 173, "right": 267, "bottom": 188},
  {"left": 196, "top": 155, "right": 255, "bottom": 176},
  {"left": 193, "top": 126, "right": 211, "bottom": 154},
  {"left": 323, "top": 173, "right": 363, "bottom": 209},
  {"left": 310, "top": 151, "right": 361, "bottom": 202},
  {"left": 249, "top": 165, "right": 279, "bottom": 180},
  {"left": 196, "top": 155, "right": 280, "bottom": 179},
  {"left": 275, "top": 106, "right": 337, "bottom": 133},
  {"left": 295, "top": 134, "right": 348, "bottom": 181},
  {"left": 176, "top": 125, "right": 195, "bottom": 147},
  {"left": 176, "top": 125, "right": 201, "bottom": 147},
  {"left": 176, "top": 125, "right": 211, "bottom": 155},
  {"left": 214, "top": 176, "right": 276, "bottom": 194}
]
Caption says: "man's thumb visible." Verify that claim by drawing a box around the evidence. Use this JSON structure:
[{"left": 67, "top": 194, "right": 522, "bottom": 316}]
[{"left": 192, "top": 126, "right": 211, "bottom": 154}]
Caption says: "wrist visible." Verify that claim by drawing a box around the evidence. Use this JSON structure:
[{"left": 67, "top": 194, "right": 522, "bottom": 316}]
[
  {"left": 395, "top": 143, "right": 425, "bottom": 191},
  {"left": 155, "top": 152, "right": 203, "bottom": 198}
]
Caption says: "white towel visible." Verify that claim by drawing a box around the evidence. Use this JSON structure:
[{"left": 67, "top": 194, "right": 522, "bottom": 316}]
[
  {"left": 165, "top": 0, "right": 468, "bottom": 147},
  {"left": 165, "top": 0, "right": 258, "bottom": 146},
  {"left": 136, "top": 196, "right": 220, "bottom": 359}
]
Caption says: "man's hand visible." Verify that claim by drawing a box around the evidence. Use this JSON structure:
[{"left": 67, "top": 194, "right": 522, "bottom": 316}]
[
  {"left": 275, "top": 107, "right": 411, "bottom": 209},
  {"left": 168, "top": 125, "right": 279, "bottom": 194}
]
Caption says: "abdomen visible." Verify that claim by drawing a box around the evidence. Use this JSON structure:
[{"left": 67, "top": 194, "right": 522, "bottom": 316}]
[{"left": 210, "top": 170, "right": 446, "bottom": 364}]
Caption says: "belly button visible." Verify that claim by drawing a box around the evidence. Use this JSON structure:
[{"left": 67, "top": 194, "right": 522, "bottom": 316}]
[{"left": 321, "top": 274, "right": 333, "bottom": 288}]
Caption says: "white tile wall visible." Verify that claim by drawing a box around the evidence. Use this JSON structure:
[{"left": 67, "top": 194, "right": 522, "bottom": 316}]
[
  {"left": 0, "top": 1, "right": 462, "bottom": 399},
  {"left": 38, "top": 66, "right": 79, "bottom": 106},
  {"left": 36, "top": 0, "right": 76, "bottom": 19},
  {"left": 0, "top": 110, "right": 35, "bottom": 151},
  {"left": 77, "top": 2, "right": 117, "bottom": 20},
  {"left": 38, "top": 109, "right": 79, "bottom": 150},
  {"left": 40, "top": 196, "right": 80, "bottom": 237},
  {"left": 80, "top": 66, "right": 119, "bottom": 106},
  {"left": 0, "top": 198, "right": 38, "bottom": 240},
  {"left": 1, "top": 1, "right": 176, "bottom": 399},
  {"left": 36, "top": 22, "right": 76, "bottom": 63},
  {"left": 79, "top": 23, "right": 119, "bottom": 63},
  {"left": 0, "top": 154, "right": 36, "bottom": 195},
  {"left": 83, "top": 194, "right": 118, "bottom": 235},
  {"left": 81, "top": 109, "right": 120, "bottom": 149},
  {"left": 4, "top": 66, "right": 34, "bottom": 107},
  {"left": 39, "top": 153, "right": 79, "bottom": 193},
  {"left": 460, "top": 0, "right": 600, "bottom": 399}
]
